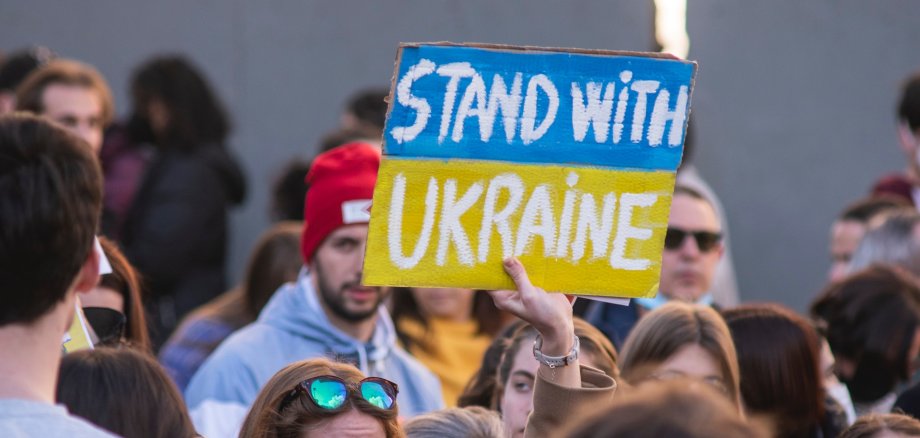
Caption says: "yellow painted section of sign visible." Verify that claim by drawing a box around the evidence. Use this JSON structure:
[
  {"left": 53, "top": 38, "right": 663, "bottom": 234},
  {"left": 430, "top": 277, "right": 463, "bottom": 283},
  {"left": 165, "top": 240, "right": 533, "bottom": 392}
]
[
  {"left": 364, "top": 158, "right": 675, "bottom": 297},
  {"left": 62, "top": 302, "right": 93, "bottom": 353}
]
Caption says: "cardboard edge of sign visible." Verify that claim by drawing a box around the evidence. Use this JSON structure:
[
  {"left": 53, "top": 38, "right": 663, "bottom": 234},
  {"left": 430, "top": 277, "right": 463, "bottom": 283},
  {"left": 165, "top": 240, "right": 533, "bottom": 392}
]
[{"left": 381, "top": 41, "right": 699, "bottom": 158}]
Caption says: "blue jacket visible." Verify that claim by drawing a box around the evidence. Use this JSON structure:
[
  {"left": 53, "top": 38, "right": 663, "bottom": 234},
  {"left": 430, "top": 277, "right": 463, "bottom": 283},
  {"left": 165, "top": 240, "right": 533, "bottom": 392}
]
[{"left": 184, "top": 270, "right": 444, "bottom": 436}]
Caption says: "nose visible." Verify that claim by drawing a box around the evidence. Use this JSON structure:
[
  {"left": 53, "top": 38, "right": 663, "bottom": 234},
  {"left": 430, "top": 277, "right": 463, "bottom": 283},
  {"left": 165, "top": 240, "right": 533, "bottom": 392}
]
[
  {"left": 678, "top": 234, "right": 701, "bottom": 258},
  {"left": 75, "top": 124, "right": 102, "bottom": 152}
]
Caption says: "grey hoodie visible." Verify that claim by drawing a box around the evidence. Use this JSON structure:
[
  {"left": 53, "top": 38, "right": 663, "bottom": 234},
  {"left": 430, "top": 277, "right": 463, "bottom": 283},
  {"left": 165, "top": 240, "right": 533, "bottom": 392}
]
[{"left": 184, "top": 269, "right": 443, "bottom": 437}]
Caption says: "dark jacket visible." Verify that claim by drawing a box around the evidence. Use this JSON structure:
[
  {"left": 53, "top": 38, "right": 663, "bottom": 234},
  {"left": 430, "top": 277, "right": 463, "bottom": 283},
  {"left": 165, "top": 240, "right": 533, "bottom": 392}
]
[{"left": 121, "top": 143, "right": 245, "bottom": 346}]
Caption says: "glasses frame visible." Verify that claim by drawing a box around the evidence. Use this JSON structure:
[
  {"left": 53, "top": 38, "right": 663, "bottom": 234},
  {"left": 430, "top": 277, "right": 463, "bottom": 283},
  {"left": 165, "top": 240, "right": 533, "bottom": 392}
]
[
  {"left": 279, "top": 375, "right": 399, "bottom": 413},
  {"left": 663, "top": 227, "right": 722, "bottom": 253}
]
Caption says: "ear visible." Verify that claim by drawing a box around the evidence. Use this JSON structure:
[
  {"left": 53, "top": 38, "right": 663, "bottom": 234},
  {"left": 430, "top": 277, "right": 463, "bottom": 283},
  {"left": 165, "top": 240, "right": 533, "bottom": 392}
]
[
  {"left": 74, "top": 243, "right": 101, "bottom": 295},
  {"left": 898, "top": 120, "right": 918, "bottom": 154},
  {"left": 714, "top": 242, "right": 726, "bottom": 261}
]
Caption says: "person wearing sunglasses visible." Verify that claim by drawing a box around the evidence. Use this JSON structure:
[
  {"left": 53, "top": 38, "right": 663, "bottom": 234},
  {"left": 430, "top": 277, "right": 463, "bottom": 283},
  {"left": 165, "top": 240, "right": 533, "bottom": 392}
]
[
  {"left": 239, "top": 358, "right": 401, "bottom": 438},
  {"left": 586, "top": 185, "right": 725, "bottom": 349}
]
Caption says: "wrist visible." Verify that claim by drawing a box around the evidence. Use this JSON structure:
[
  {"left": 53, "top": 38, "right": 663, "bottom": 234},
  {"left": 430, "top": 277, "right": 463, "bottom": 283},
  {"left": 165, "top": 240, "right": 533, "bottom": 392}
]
[
  {"left": 533, "top": 334, "right": 579, "bottom": 368},
  {"left": 538, "top": 323, "right": 575, "bottom": 356}
]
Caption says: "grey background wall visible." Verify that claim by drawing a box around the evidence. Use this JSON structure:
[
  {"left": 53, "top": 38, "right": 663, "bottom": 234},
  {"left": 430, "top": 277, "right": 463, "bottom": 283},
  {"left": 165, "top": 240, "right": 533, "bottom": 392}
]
[{"left": 1, "top": 1, "right": 917, "bottom": 312}]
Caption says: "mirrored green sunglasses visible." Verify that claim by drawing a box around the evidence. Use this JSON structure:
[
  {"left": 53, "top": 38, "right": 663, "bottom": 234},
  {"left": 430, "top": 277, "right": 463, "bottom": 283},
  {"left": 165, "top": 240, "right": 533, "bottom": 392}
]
[{"left": 279, "top": 375, "right": 399, "bottom": 412}]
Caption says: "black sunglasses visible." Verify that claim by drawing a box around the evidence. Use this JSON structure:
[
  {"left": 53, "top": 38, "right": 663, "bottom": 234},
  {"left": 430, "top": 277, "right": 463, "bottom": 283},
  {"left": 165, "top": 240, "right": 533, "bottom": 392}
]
[
  {"left": 664, "top": 227, "right": 722, "bottom": 252},
  {"left": 279, "top": 375, "right": 399, "bottom": 412}
]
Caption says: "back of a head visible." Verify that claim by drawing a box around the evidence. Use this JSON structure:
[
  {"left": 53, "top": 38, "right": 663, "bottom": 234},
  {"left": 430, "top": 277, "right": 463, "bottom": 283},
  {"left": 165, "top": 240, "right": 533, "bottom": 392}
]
[
  {"left": 57, "top": 346, "right": 197, "bottom": 438},
  {"left": 240, "top": 357, "right": 400, "bottom": 438},
  {"left": 0, "top": 113, "right": 102, "bottom": 326},
  {"left": 404, "top": 406, "right": 503, "bottom": 438},
  {"left": 848, "top": 209, "right": 920, "bottom": 277},
  {"left": 564, "top": 380, "right": 766, "bottom": 438},
  {"left": 619, "top": 302, "right": 741, "bottom": 408},
  {"left": 840, "top": 413, "right": 920, "bottom": 438},
  {"left": 810, "top": 265, "right": 920, "bottom": 402},
  {"left": 839, "top": 196, "right": 910, "bottom": 224},
  {"left": 0, "top": 46, "right": 54, "bottom": 92},
  {"left": 723, "top": 304, "right": 823, "bottom": 437},
  {"left": 343, "top": 87, "right": 389, "bottom": 134},
  {"left": 899, "top": 72, "right": 920, "bottom": 131},
  {"left": 270, "top": 160, "right": 310, "bottom": 222},
  {"left": 243, "top": 221, "right": 303, "bottom": 318}
]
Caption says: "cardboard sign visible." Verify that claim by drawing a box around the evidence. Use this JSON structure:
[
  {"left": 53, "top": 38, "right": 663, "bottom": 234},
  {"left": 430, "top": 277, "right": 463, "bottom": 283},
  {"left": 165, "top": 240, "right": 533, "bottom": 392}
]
[
  {"left": 62, "top": 301, "right": 95, "bottom": 353},
  {"left": 365, "top": 43, "right": 696, "bottom": 297}
]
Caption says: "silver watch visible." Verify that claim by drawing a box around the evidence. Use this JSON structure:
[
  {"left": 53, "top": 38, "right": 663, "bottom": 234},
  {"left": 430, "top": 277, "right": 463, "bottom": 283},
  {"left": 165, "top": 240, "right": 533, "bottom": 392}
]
[{"left": 532, "top": 334, "right": 579, "bottom": 368}]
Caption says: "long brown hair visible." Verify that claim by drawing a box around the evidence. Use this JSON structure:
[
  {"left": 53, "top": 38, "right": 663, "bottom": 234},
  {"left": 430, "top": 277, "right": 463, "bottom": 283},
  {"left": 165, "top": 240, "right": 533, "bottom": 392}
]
[
  {"left": 196, "top": 221, "right": 302, "bottom": 329},
  {"left": 239, "top": 358, "right": 402, "bottom": 438},
  {"left": 98, "top": 236, "right": 151, "bottom": 352},
  {"left": 56, "top": 346, "right": 197, "bottom": 438},
  {"left": 619, "top": 302, "right": 742, "bottom": 410},
  {"left": 724, "top": 304, "right": 824, "bottom": 438},
  {"left": 811, "top": 265, "right": 920, "bottom": 402}
]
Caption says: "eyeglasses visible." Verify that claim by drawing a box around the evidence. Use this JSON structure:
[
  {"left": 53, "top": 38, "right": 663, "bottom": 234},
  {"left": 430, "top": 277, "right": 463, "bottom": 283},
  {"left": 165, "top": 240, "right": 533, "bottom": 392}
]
[
  {"left": 664, "top": 227, "right": 722, "bottom": 252},
  {"left": 279, "top": 375, "right": 399, "bottom": 412}
]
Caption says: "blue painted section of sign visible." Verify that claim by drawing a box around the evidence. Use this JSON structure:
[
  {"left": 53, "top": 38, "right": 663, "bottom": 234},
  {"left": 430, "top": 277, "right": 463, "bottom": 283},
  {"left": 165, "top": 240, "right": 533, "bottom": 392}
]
[{"left": 384, "top": 45, "right": 695, "bottom": 171}]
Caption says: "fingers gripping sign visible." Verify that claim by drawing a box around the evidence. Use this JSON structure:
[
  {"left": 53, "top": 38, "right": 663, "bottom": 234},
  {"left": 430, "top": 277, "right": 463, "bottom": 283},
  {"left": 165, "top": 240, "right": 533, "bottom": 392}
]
[{"left": 489, "top": 258, "right": 575, "bottom": 356}]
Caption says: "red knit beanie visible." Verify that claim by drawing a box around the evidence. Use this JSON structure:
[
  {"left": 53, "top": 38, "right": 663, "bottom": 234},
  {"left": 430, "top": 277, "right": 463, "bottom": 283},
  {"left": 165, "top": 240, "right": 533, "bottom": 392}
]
[{"left": 301, "top": 142, "right": 381, "bottom": 264}]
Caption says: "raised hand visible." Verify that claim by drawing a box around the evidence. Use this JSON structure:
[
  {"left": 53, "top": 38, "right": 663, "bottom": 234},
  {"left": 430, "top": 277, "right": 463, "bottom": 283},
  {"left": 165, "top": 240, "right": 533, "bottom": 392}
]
[{"left": 489, "top": 257, "right": 575, "bottom": 356}]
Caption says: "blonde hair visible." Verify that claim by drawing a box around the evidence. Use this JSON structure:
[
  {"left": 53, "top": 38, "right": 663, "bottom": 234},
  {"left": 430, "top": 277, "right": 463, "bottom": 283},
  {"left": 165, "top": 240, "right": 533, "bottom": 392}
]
[
  {"left": 404, "top": 406, "right": 503, "bottom": 438},
  {"left": 619, "top": 302, "right": 741, "bottom": 409},
  {"left": 239, "top": 358, "right": 403, "bottom": 438}
]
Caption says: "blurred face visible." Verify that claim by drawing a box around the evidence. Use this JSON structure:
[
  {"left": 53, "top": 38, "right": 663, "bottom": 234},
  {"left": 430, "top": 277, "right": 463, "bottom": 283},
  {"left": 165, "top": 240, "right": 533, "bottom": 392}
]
[
  {"left": 312, "top": 224, "right": 387, "bottom": 323},
  {"left": 659, "top": 194, "right": 724, "bottom": 301},
  {"left": 647, "top": 343, "right": 727, "bottom": 394},
  {"left": 302, "top": 407, "right": 385, "bottom": 438},
  {"left": 41, "top": 83, "right": 104, "bottom": 153},
  {"left": 828, "top": 220, "right": 866, "bottom": 282},
  {"left": 410, "top": 287, "right": 475, "bottom": 321},
  {"left": 80, "top": 286, "right": 124, "bottom": 313}
]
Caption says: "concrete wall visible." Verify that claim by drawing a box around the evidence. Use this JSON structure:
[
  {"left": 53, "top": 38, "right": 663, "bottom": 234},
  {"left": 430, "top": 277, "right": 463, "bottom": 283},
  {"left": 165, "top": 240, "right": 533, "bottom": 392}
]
[
  {"left": 688, "top": 1, "right": 920, "bottom": 310},
  {"left": 0, "top": 0, "right": 652, "bottom": 290},
  {"left": 3, "top": 1, "right": 919, "bottom": 311}
]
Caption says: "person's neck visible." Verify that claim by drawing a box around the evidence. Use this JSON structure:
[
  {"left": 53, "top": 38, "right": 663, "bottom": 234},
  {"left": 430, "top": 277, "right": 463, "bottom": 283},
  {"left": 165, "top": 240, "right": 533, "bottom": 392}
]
[
  {"left": 0, "top": 321, "right": 64, "bottom": 404},
  {"left": 326, "top": 312, "right": 377, "bottom": 343}
]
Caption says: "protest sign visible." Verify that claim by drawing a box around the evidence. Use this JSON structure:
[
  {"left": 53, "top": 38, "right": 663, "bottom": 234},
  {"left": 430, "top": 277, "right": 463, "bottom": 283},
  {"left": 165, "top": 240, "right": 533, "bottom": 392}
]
[
  {"left": 62, "top": 301, "right": 95, "bottom": 353},
  {"left": 365, "top": 43, "right": 696, "bottom": 297}
]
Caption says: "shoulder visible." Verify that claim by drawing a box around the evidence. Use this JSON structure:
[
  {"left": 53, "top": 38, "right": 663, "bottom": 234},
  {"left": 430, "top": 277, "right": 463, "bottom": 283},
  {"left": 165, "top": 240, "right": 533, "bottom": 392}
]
[
  {"left": 0, "top": 401, "right": 116, "bottom": 438},
  {"left": 184, "top": 323, "right": 281, "bottom": 407}
]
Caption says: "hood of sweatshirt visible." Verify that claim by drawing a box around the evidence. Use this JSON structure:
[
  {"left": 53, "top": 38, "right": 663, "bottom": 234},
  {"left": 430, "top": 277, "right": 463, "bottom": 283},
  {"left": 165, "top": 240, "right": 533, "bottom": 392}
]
[{"left": 256, "top": 268, "right": 396, "bottom": 375}]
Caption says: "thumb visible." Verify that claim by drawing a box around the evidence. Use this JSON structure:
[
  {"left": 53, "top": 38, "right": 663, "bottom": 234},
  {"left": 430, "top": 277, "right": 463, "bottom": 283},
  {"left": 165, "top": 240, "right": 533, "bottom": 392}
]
[{"left": 503, "top": 257, "right": 533, "bottom": 292}]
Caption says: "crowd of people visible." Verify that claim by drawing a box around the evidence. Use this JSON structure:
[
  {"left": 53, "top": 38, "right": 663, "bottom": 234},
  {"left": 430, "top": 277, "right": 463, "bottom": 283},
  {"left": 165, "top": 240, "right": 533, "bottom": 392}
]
[{"left": 3, "top": 45, "right": 920, "bottom": 438}]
